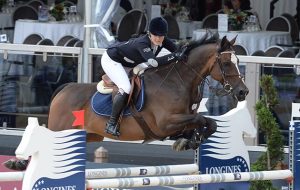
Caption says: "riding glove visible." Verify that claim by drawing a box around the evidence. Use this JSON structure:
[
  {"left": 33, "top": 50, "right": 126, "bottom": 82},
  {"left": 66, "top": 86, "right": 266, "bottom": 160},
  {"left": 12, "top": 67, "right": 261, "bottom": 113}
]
[
  {"left": 133, "top": 62, "right": 149, "bottom": 75},
  {"left": 146, "top": 58, "right": 158, "bottom": 67},
  {"left": 174, "top": 46, "right": 188, "bottom": 62}
]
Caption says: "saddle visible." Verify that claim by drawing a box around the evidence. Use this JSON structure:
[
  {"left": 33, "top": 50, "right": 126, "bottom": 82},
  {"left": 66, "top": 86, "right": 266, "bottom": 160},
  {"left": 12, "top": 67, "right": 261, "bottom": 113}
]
[
  {"left": 97, "top": 74, "right": 142, "bottom": 105},
  {"left": 94, "top": 73, "right": 163, "bottom": 140}
]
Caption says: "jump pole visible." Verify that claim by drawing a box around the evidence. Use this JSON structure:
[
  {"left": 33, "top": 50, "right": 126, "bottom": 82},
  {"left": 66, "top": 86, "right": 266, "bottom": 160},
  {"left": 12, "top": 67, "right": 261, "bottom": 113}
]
[
  {"left": 0, "top": 163, "right": 198, "bottom": 181},
  {"left": 86, "top": 163, "right": 199, "bottom": 179},
  {"left": 85, "top": 170, "right": 293, "bottom": 189}
]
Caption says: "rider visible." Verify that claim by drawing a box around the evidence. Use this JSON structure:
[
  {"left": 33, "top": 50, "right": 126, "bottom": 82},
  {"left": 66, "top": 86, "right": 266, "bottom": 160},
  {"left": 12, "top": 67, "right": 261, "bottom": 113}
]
[{"left": 101, "top": 16, "right": 185, "bottom": 136}]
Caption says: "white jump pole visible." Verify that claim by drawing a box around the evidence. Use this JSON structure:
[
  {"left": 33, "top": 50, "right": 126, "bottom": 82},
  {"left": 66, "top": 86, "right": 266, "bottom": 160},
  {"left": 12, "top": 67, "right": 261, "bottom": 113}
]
[
  {"left": 0, "top": 171, "right": 24, "bottom": 181},
  {"left": 0, "top": 164, "right": 198, "bottom": 181},
  {"left": 85, "top": 170, "right": 293, "bottom": 189},
  {"left": 86, "top": 163, "right": 199, "bottom": 179}
]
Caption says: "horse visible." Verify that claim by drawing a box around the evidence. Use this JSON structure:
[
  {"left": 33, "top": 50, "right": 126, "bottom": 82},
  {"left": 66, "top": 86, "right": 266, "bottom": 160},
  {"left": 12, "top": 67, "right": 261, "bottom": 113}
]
[
  {"left": 5, "top": 34, "right": 249, "bottom": 170},
  {"left": 15, "top": 117, "right": 86, "bottom": 190}
]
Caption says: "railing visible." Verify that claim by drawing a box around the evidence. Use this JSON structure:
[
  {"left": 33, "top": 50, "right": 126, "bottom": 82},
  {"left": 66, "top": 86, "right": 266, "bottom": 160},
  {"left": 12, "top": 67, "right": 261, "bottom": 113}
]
[{"left": 0, "top": 43, "right": 82, "bottom": 127}]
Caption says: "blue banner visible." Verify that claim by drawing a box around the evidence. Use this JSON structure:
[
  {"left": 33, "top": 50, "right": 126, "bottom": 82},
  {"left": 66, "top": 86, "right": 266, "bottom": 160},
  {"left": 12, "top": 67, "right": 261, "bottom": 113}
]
[{"left": 293, "top": 122, "right": 300, "bottom": 190}]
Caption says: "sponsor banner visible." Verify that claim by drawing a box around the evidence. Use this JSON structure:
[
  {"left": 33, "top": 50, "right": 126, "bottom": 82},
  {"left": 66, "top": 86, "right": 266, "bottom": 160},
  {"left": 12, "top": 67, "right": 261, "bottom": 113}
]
[
  {"left": 294, "top": 122, "right": 300, "bottom": 190},
  {"left": 198, "top": 101, "right": 256, "bottom": 190},
  {"left": 15, "top": 118, "right": 86, "bottom": 190}
]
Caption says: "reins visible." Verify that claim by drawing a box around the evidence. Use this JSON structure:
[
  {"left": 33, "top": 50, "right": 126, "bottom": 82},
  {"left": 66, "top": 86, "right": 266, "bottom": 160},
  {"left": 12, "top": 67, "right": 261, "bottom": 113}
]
[
  {"left": 150, "top": 61, "right": 184, "bottom": 94},
  {"left": 180, "top": 49, "right": 244, "bottom": 97}
]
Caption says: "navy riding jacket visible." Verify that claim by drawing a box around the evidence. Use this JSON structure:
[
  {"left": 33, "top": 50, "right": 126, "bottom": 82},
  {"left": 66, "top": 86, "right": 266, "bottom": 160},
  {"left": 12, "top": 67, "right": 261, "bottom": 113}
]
[{"left": 107, "top": 34, "right": 178, "bottom": 67}]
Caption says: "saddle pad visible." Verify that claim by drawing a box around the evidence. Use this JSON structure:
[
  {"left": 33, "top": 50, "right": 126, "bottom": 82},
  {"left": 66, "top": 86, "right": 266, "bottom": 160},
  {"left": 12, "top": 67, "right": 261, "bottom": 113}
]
[{"left": 91, "top": 80, "right": 145, "bottom": 116}]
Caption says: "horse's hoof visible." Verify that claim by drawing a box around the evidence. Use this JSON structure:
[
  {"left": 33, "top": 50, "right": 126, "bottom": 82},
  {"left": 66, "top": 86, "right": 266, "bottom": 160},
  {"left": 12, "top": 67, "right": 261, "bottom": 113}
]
[
  {"left": 15, "top": 159, "right": 29, "bottom": 171},
  {"left": 172, "top": 138, "right": 189, "bottom": 151},
  {"left": 2, "top": 159, "right": 28, "bottom": 171},
  {"left": 2, "top": 159, "right": 16, "bottom": 170},
  {"left": 186, "top": 140, "right": 200, "bottom": 150}
]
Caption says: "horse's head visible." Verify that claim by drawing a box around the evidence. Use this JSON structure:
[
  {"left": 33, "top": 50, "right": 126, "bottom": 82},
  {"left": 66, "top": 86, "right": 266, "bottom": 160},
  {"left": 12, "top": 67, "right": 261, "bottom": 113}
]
[
  {"left": 210, "top": 36, "right": 249, "bottom": 101},
  {"left": 178, "top": 33, "right": 248, "bottom": 101},
  {"left": 15, "top": 117, "right": 46, "bottom": 159}
]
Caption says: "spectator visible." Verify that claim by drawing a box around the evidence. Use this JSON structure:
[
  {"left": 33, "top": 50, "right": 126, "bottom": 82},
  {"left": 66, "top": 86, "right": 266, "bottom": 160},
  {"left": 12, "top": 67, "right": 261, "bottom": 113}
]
[
  {"left": 223, "top": 0, "right": 261, "bottom": 29},
  {"left": 224, "top": 0, "right": 252, "bottom": 13}
]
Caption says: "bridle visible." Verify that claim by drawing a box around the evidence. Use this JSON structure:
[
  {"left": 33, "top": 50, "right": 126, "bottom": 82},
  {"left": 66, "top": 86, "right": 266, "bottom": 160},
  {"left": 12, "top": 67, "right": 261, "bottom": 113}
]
[{"left": 211, "top": 50, "right": 244, "bottom": 96}]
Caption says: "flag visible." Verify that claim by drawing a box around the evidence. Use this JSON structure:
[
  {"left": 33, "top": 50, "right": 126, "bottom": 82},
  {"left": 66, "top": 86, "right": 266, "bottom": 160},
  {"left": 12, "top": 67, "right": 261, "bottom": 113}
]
[{"left": 72, "top": 110, "right": 85, "bottom": 128}]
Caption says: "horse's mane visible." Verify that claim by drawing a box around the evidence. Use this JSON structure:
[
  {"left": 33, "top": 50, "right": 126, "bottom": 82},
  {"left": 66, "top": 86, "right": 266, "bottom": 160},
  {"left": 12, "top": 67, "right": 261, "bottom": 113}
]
[{"left": 180, "top": 31, "right": 220, "bottom": 56}]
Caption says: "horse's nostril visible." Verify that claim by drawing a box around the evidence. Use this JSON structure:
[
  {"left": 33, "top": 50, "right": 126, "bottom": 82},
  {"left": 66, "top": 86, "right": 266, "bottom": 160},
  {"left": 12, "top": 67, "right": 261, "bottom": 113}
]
[
  {"left": 239, "top": 89, "right": 249, "bottom": 97},
  {"left": 239, "top": 90, "right": 245, "bottom": 96}
]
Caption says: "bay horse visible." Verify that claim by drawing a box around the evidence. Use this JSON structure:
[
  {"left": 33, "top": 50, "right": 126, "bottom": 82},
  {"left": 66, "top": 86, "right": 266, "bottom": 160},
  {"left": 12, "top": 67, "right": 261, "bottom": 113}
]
[{"left": 5, "top": 34, "right": 249, "bottom": 170}]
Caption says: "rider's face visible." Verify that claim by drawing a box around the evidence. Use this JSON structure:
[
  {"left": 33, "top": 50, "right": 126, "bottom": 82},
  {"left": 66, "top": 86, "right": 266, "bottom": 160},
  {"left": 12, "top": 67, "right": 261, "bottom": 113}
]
[{"left": 149, "top": 33, "right": 165, "bottom": 46}]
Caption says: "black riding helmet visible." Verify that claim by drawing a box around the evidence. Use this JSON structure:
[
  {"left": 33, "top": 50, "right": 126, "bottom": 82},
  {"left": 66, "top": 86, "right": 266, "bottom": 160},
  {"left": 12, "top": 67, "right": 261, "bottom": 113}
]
[{"left": 149, "top": 17, "right": 168, "bottom": 36}]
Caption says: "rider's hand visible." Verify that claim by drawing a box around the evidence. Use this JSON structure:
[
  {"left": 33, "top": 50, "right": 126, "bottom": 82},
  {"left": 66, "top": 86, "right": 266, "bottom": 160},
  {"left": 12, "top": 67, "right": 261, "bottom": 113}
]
[
  {"left": 175, "top": 46, "right": 188, "bottom": 62},
  {"left": 133, "top": 63, "right": 149, "bottom": 75},
  {"left": 146, "top": 58, "right": 158, "bottom": 67}
]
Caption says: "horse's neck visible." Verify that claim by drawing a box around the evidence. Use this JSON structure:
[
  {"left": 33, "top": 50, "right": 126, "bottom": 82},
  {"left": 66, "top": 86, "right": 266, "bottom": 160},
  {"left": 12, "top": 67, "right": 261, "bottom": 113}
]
[
  {"left": 164, "top": 45, "right": 216, "bottom": 87},
  {"left": 143, "top": 45, "right": 216, "bottom": 102},
  {"left": 145, "top": 57, "right": 208, "bottom": 91}
]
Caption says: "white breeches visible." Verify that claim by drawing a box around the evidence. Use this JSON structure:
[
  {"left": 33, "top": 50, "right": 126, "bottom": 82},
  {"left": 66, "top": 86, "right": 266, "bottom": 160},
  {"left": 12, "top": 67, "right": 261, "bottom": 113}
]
[{"left": 101, "top": 51, "right": 131, "bottom": 94}]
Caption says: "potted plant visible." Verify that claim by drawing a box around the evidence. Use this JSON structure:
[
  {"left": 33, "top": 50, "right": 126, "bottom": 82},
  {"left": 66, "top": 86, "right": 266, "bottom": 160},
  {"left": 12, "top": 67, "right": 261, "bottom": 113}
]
[
  {"left": 250, "top": 75, "right": 285, "bottom": 190},
  {"left": 228, "top": 10, "right": 248, "bottom": 31},
  {"left": 49, "top": 3, "right": 64, "bottom": 21}
]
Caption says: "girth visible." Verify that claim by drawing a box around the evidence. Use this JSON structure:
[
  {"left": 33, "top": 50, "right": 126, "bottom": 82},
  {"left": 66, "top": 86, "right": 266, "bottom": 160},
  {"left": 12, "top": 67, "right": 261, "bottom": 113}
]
[{"left": 129, "top": 75, "right": 164, "bottom": 141}]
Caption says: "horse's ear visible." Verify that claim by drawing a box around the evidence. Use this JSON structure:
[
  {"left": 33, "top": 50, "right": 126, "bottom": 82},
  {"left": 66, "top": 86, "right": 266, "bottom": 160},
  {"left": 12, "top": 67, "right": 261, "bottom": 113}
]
[
  {"left": 230, "top": 35, "right": 237, "bottom": 45},
  {"left": 212, "top": 32, "right": 219, "bottom": 41},
  {"left": 220, "top": 36, "right": 228, "bottom": 48}
]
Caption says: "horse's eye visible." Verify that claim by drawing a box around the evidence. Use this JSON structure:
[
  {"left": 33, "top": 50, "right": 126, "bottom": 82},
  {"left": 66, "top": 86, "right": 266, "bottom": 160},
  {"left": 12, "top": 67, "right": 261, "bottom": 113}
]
[{"left": 223, "top": 61, "right": 231, "bottom": 66}]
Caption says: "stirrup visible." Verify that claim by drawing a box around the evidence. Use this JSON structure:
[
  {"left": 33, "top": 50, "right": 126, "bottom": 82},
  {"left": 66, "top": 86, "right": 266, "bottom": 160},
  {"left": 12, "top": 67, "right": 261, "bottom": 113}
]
[{"left": 105, "top": 123, "right": 120, "bottom": 137}]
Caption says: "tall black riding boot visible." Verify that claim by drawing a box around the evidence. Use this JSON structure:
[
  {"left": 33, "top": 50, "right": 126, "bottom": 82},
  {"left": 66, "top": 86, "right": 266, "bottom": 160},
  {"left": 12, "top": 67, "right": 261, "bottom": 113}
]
[{"left": 105, "top": 92, "right": 128, "bottom": 136}]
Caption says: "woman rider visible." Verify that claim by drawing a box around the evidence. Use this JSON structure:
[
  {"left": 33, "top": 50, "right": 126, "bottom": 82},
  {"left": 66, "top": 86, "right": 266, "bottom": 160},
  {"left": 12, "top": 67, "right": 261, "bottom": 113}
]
[{"left": 101, "top": 17, "right": 184, "bottom": 136}]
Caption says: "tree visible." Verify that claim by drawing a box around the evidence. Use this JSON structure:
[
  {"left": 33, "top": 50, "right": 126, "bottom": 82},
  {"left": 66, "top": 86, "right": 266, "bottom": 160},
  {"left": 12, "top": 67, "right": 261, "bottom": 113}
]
[{"left": 250, "top": 75, "right": 285, "bottom": 190}]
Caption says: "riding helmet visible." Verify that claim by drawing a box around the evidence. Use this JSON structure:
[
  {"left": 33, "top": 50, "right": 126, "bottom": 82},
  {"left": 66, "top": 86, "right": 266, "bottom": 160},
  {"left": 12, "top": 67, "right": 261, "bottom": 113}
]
[{"left": 149, "top": 17, "right": 168, "bottom": 36}]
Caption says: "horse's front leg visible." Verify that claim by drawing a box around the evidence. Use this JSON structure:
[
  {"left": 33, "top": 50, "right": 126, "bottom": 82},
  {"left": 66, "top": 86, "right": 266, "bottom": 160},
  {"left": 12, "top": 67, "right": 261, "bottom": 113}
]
[{"left": 166, "top": 113, "right": 217, "bottom": 151}]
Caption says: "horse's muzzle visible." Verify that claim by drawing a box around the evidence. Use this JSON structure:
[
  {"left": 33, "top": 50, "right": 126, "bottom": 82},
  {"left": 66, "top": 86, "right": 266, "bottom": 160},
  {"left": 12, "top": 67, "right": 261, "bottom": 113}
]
[{"left": 235, "top": 87, "right": 249, "bottom": 101}]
